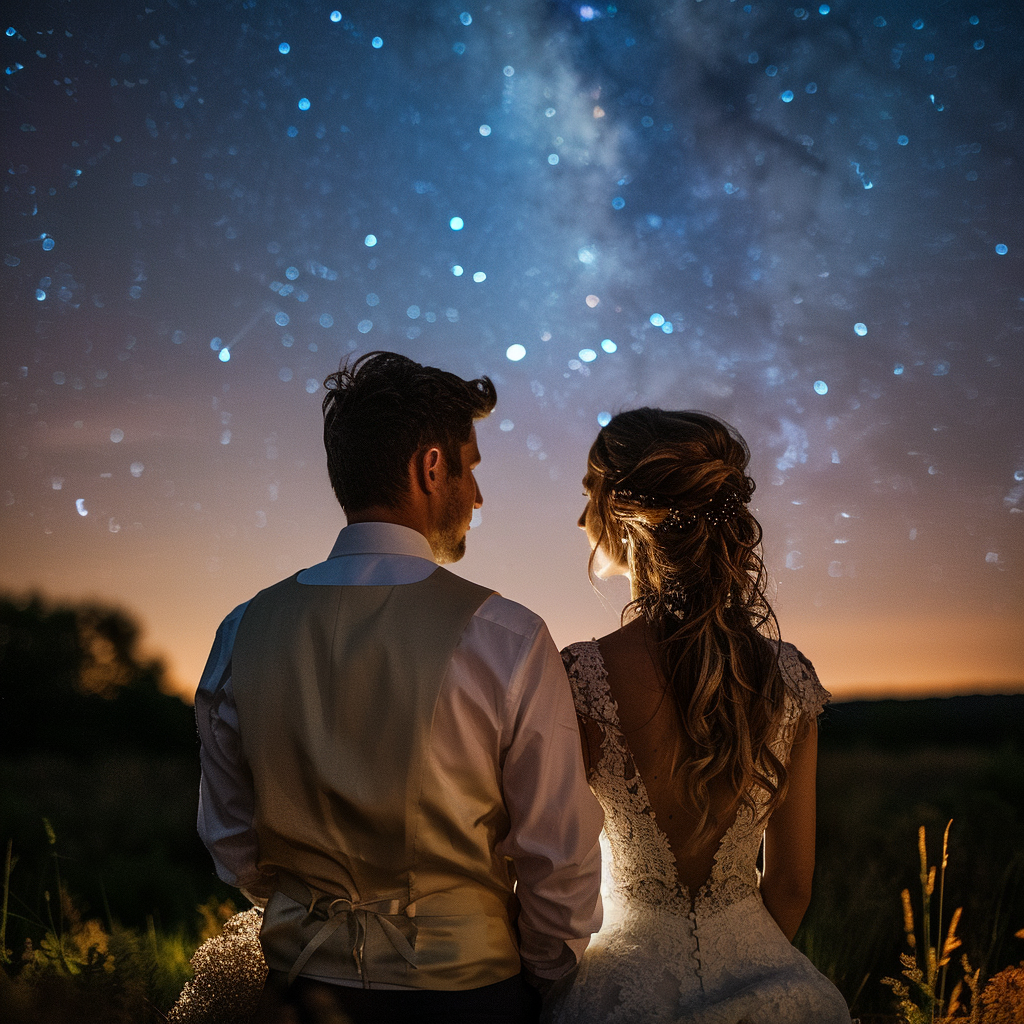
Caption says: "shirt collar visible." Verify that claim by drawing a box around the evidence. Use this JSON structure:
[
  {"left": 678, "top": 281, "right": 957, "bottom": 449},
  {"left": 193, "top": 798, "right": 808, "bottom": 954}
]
[{"left": 327, "top": 521, "right": 437, "bottom": 562}]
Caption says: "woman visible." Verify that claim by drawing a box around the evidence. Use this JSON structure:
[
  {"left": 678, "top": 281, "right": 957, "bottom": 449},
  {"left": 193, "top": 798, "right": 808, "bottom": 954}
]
[{"left": 545, "top": 408, "right": 851, "bottom": 1024}]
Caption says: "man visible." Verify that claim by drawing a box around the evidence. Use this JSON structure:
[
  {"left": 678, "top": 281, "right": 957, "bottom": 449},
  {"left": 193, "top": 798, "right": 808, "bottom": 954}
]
[{"left": 196, "top": 351, "right": 603, "bottom": 1024}]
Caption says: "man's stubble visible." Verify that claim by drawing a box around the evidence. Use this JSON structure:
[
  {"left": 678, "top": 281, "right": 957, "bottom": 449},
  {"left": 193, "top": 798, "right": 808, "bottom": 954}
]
[{"left": 430, "top": 476, "right": 470, "bottom": 565}]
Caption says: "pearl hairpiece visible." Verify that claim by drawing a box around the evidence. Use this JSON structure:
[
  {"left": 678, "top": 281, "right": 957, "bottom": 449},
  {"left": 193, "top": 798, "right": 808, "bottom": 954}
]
[{"left": 612, "top": 488, "right": 745, "bottom": 531}]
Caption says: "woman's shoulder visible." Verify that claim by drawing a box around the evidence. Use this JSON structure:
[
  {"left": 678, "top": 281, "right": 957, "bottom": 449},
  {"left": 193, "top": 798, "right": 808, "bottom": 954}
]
[
  {"left": 561, "top": 638, "right": 605, "bottom": 682},
  {"left": 560, "top": 639, "right": 613, "bottom": 719},
  {"left": 776, "top": 641, "right": 831, "bottom": 718}
]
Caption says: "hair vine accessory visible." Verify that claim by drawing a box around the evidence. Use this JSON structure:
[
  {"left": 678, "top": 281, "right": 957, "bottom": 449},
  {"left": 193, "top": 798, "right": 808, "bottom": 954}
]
[
  {"left": 612, "top": 487, "right": 745, "bottom": 531},
  {"left": 663, "top": 587, "right": 687, "bottom": 620},
  {"left": 657, "top": 490, "right": 744, "bottom": 531},
  {"left": 610, "top": 487, "right": 662, "bottom": 509}
]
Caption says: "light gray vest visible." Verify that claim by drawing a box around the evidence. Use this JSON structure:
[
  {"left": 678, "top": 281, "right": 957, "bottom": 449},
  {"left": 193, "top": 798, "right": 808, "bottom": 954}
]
[{"left": 232, "top": 567, "right": 523, "bottom": 990}]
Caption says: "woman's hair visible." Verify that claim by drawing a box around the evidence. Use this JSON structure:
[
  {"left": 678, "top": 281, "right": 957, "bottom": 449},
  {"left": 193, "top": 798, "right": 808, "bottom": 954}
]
[{"left": 584, "top": 408, "right": 788, "bottom": 843}]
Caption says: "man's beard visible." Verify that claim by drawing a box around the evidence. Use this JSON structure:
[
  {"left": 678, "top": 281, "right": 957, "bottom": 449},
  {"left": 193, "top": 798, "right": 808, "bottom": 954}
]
[{"left": 430, "top": 482, "right": 469, "bottom": 564}]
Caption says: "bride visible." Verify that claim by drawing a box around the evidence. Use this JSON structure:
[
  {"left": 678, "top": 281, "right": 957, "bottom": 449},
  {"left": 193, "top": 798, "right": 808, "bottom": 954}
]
[{"left": 545, "top": 408, "right": 851, "bottom": 1023}]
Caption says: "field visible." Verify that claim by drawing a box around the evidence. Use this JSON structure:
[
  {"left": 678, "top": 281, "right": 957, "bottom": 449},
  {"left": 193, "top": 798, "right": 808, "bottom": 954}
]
[
  {"left": 807, "top": 743, "right": 1024, "bottom": 1016},
  {"left": 1, "top": 695, "right": 1023, "bottom": 1021}
]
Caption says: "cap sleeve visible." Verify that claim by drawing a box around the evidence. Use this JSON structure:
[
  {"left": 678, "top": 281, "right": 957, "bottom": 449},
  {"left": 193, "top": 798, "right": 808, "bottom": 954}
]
[
  {"left": 778, "top": 642, "right": 831, "bottom": 719},
  {"left": 560, "top": 640, "right": 616, "bottom": 725}
]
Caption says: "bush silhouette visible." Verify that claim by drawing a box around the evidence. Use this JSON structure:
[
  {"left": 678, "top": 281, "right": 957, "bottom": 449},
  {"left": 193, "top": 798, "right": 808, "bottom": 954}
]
[{"left": 0, "top": 594, "right": 195, "bottom": 756}]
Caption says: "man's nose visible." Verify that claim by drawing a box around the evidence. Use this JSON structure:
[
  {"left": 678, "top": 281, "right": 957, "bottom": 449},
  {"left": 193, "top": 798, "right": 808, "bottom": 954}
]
[{"left": 474, "top": 481, "right": 483, "bottom": 509}]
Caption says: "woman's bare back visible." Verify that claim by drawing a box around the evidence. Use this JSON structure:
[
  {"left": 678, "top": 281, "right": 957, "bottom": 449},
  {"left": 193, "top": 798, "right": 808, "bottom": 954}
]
[{"left": 591, "top": 618, "right": 744, "bottom": 897}]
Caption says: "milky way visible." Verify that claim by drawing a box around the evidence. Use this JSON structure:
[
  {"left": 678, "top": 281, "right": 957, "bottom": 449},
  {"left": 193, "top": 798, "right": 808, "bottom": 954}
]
[{"left": 2, "top": 1, "right": 1021, "bottom": 696}]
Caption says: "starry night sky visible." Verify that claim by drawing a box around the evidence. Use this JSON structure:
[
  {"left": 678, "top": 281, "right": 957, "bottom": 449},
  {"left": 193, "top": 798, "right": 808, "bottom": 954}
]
[{"left": 2, "top": 0, "right": 1022, "bottom": 701}]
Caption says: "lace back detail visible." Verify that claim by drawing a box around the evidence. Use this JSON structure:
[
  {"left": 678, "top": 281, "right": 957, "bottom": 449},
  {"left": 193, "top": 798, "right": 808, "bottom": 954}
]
[{"left": 561, "top": 639, "right": 829, "bottom": 922}]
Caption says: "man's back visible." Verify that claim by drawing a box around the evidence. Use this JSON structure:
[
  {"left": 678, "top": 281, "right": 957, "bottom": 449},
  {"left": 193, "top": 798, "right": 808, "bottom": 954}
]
[
  {"left": 198, "top": 522, "right": 603, "bottom": 994},
  {"left": 235, "top": 564, "right": 522, "bottom": 989}
]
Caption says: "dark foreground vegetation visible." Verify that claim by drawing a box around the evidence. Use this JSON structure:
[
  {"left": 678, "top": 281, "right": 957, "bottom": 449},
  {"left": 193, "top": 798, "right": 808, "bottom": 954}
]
[{"left": 2, "top": 594, "right": 1023, "bottom": 1021}]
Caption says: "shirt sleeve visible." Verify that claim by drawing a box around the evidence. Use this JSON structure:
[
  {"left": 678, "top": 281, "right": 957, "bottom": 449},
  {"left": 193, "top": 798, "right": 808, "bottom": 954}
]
[
  {"left": 195, "top": 601, "right": 274, "bottom": 902},
  {"left": 496, "top": 618, "right": 604, "bottom": 980}
]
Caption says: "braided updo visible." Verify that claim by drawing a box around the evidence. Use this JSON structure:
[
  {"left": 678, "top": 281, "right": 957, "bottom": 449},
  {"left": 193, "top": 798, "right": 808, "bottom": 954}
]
[{"left": 584, "top": 408, "right": 788, "bottom": 844}]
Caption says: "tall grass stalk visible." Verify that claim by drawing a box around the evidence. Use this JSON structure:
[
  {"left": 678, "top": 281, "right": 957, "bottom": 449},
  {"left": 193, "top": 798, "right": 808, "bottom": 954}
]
[
  {"left": 936, "top": 820, "right": 952, "bottom": 1016},
  {"left": 41, "top": 818, "right": 76, "bottom": 976},
  {"left": 883, "top": 819, "right": 965, "bottom": 1023},
  {"left": 1, "top": 839, "right": 11, "bottom": 966}
]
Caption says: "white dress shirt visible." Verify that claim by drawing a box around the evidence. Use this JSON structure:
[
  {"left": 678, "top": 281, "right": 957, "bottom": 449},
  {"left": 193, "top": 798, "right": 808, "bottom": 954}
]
[{"left": 196, "top": 521, "right": 603, "bottom": 982}]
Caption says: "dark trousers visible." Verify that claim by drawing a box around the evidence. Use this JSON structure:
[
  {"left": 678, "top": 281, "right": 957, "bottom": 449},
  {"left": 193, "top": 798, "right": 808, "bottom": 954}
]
[{"left": 254, "top": 969, "right": 542, "bottom": 1024}]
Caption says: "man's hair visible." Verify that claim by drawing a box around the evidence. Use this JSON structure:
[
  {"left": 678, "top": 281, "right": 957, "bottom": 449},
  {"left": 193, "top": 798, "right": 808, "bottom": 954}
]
[{"left": 322, "top": 351, "right": 497, "bottom": 513}]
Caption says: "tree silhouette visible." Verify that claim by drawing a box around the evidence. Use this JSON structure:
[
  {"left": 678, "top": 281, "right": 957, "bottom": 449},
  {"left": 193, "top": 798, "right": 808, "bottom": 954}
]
[
  {"left": 0, "top": 596, "right": 229, "bottom": 936},
  {"left": 0, "top": 594, "right": 195, "bottom": 755}
]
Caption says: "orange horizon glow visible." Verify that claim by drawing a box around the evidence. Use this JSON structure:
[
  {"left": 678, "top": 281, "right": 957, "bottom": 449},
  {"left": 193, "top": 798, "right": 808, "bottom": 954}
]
[{"left": 6, "top": 526, "right": 1019, "bottom": 708}]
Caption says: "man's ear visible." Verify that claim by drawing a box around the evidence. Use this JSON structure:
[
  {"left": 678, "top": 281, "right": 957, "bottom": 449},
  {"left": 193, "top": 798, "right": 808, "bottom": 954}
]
[{"left": 412, "top": 446, "right": 444, "bottom": 495}]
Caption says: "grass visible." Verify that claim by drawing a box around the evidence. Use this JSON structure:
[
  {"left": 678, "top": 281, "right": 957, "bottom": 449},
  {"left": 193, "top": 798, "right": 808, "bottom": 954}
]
[
  {"left": 0, "top": 753, "right": 237, "bottom": 1022},
  {"left": 1, "top": 736, "right": 1022, "bottom": 1020},
  {"left": 798, "top": 743, "right": 1024, "bottom": 1018},
  {"left": 877, "top": 821, "right": 1024, "bottom": 1023},
  {"left": 0, "top": 833, "right": 216, "bottom": 1023},
  {"left": 0, "top": 753, "right": 236, "bottom": 937}
]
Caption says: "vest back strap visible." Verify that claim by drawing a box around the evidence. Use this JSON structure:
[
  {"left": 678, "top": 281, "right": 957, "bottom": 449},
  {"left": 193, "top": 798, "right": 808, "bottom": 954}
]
[{"left": 275, "top": 872, "right": 510, "bottom": 988}]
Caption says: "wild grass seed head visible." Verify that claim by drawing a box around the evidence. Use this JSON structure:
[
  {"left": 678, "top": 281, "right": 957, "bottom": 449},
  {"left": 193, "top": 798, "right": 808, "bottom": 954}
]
[
  {"left": 902, "top": 888, "right": 917, "bottom": 947},
  {"left": 939, "top": 907, "right": 963, "bottom": 967}
]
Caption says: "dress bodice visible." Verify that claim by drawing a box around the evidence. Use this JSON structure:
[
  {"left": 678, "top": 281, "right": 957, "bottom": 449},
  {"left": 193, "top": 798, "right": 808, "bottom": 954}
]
[
  {"left": 547, "top": 640, "right": 851, "bottom": 1022},
  {"left": 561, "top": 640, "right": 830, "bottom": 921}
]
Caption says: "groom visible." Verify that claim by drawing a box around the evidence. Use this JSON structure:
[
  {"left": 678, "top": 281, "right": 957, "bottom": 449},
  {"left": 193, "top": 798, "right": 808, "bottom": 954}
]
[{"left": 196, "top": 351, "right": 603, "bottom": 1023}]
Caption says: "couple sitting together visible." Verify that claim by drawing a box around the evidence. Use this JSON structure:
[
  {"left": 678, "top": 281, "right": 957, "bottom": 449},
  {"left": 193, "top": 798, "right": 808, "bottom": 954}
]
[{"left": 178, "top": 351, "right": 852, "bottom": 1023}]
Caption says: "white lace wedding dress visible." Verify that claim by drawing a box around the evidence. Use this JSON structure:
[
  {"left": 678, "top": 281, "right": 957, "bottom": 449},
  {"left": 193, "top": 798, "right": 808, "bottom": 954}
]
[{"left": 545, "top": 640, "right": 851, "bottom": 1024}]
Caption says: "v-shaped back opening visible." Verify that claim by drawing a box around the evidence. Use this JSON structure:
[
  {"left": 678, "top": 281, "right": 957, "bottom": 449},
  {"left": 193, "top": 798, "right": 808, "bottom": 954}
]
[{"left": 591, "top": 636, "right": 751, "bottom": 900}]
